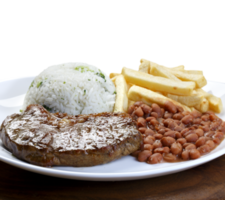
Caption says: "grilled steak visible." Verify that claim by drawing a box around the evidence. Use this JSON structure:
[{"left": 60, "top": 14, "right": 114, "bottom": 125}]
[{"left": 0, "top": 104, "right": 141, "bottom": 167}]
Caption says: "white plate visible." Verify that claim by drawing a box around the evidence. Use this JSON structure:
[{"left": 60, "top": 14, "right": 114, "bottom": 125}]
[{"left": 0, "top": 77, "right": 225, "bottom": 181}]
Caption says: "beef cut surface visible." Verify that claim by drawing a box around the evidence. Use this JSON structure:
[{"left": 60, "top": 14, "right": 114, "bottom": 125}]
[{"left": 0, "top": 104, "right": 141, "bottom": 167}]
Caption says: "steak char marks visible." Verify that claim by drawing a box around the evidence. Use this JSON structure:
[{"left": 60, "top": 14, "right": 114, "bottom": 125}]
[{"left": 0, "top": 104, "right": 141, "bottom": 167}]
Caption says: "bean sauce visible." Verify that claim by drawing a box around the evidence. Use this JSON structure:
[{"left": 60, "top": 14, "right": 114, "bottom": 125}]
[{"left": 130, "top": 101, "right": 225, "bottom": 164}]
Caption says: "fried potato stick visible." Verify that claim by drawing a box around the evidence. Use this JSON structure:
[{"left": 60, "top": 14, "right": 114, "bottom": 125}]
[
  {"left": 122, "top": 67, "right": 195, "bottom": 96},
  {"left": 195, "top": 89, "right": 223, "bottom": 113},
  {"left": 166, "top": 91, "right": 204, "bottom": 107},
  {"left": 128, "top": 85, "right": 191, "bottom": 112},
  {"left": 139, "top": 61, "right": 150, "bottom": 73},
  {"left": 150, "top": 65, "right": 181, "bottom": 81},
  {"left": 113, "top": 75, "right": 129, "bottom": 113},
  {"left": 167, "top": 68, "right": 207, "bottom": 88}
]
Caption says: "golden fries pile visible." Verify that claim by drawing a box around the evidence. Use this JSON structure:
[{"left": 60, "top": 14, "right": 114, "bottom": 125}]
[{"left": 110, "top": 59, "right": 223, "bottom": 114}]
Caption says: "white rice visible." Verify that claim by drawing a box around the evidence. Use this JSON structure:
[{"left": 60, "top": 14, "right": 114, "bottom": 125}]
[{"left": 22, "top": 63, "right": 116, "bottom": 115}]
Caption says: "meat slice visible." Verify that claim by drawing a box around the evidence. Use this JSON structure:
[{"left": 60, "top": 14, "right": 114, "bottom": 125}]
[{"left": 0, "top": 104, "right": 141, "bottom": 167}]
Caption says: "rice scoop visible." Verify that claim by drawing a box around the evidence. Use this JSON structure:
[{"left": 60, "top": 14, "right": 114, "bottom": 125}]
[{"left": 22, "top": 63, "right": 116, "bottom": 115}]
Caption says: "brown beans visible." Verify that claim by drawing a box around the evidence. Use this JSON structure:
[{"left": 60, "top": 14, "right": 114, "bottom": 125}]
[
  {"left": 144, "top": 136, "right": 155, "bottom": 145},
  {"left": 161, "top": 108, "right": 165, "bottom": 117},
  {"left": 161, "top": 137, "right": 175, "bottom": 147},
  {"left": 167, "top": 121, "right": 177, "bottom": 130},
  {"left": 153, "top": 140, "right": 162, "bottom": 149},
  {"left": 174, "top": 126, "right": 183, "bottom": 132},
  {"left": 145, "top": 129, "right": 155, "bottom": 136},
  {"left": 204, "top": 131, "right": 215, "bottom": 137},
  {"left": 128, "top": 104, "right": 135, "bottom": 114},
  {"left": 181, "top": 128, "right": 189, "bottom": 136},
  {"left": 202, "top": 114, "right": 210, "bottom": 121},
  {"left": 146, "top": 117, "right": 155, "bottom": 122},
  {"left": 195, "top": 129, "right": 204, "bottom": 137},
  {"left": 152, "top": 103, "right": 162, "bottom": 118},
  {"left": 206, "top": 140, "right": 215, "bottom": 150},
  {"left": 186, "top": 133, "right": 199, "bottom": 143},
  {"left": 158, "top": 128, "right": 165, "bottom": 134},
  {"left": 151, "top": 112, "right": 158, "bottom": 119},
  {"left": 190, "top": 110, "right": 202, "bottom": 118},
  {"left": 213, "top": 137, "right": 221, "bottom": 145},
  {"left": 134, "top": 101, "right": 144, "bottom": 107},
  {"left": 213, "top": 131, "right": 224, "bottom": 141},
  {"left": 164, "top": 112, "right": 173, "bottom": 119},
  {"left": 181, "top": 150, "right": 189, "bottom": 160},
  {"left": 195, "top": 137, "right": 206, "bottom": 147},
  {"left": 181, "top": 115, "right": 193, "bottom": 124},
  {"left": 138, "top": 127, "right": 147, "bottom": 134},
  {"left": 163, "top": 153, "right": 177, "bottom": 162},
  {"left": 173, "top": 113, "right": 184, "bottom": 120},
  {"left": 128, "top": 101, "right": 225, "bottom": 165},
  {"left": 138, "top": 150, "right": 152, "bottom": 162},
  {"left": 170, "top": 142, "right": 182, "bottom": 155},
  {"left": 177, "top": 138, "right": 187, "bottom": 145},
  {"left": 137, "top": 117, "right": 147, "bottom": 127},
  {"left": 148, "top": 153, "right": 163, "bottom": 164},
  {"left": 164, "top": 118, "right": 173, "bottom": 127},
  {"left": 202, "top": 125, "right": 210, "bottom": 132},
  {"left": 144, "top": 144, "right": 153, "bottom": 151},
  {"left": 154, "top": 147, "right": 170, "bottom": 154},
  {"left": 198, "top": 144, "right": 211, "bottom": 155},
  {"left": 141, "top": 104, "right": 152, "bottom": 115},
  {"left": 185, "top": 144, "right": 196, "bottom": 151},
  {"left": 134, "top": 107, "right": 144, "bottom": 117},
  {"left": 155, "top": 133, "right": 163, "bottom": 139},
  {"left": 164, "top": 131, "right": 176, "bottom": 138},
  {"left": 175, "top": 132, "right": 182, "bottom": 139},
  {"left": 164, "top": 101, "right": 177, "bottom": 114},
  {"left": 193, "top": 118, "right": 202, "bottom": 125},
  {"left": 150, "top": 118, "right": 159, "bottom": 126},
  {"left": 210, "top": 122, "right": 220, "bottom": 130},
  {"left": 218, "top": 122, "right": 225, "bottom": 133},
  {"left": 183, "top": 130, "right": 195, "bottom": 137},
  {"left": 189, "top": 149, "right": 201, "bottom": 159}
]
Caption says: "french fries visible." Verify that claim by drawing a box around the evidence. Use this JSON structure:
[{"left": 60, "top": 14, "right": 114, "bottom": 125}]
[
  {"left": 110, "top": 58, "right": 223, "bottom": 114},
  {"left": 128, "top": 85, "right": 191, "bottom": 112},
  {"left": 122, "top": 67, "right": 195, "bottom": 96},
  {"left": 166, "top": 91, "right": 204, "bottom": 107},
  {"left": 138, "top": 56, "right": 150, "bottom": 73},
  {"left": 113, "top": 75, "right": 129, "bottom": 113},
  {"left": 109, "top": 73, "right": 120, "bottom": 79},
  {"left": 179, "top": 70, "right": 203, "bottom": 75},
  {"left": 195, "top": 89, "right": 223, "bottom": 113},
  {"left": 150, "top": 65, "right": 181, "bottom": 81},
  {"left": 167, "top": 68, "right": 207, "bottom": 88},
  {"left": 170, "top": 63, "right": 185, "bottom": 70},
  {"left": 194, "top": 98, "right": 209, "bottom": 113}
]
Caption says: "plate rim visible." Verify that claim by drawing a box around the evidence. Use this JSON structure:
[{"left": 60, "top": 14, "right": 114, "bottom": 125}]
[{"left": 0, "top": 77, "right": 225, "bottom": 181}]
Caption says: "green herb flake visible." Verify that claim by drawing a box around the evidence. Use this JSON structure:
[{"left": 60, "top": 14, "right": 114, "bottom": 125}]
[
  {"left": 29, "top": 81, "right": 34, "bottom": 89},
  {"left": 95, "top": 72, "right": 105, "bottom": 80},
  {"left": 19, "top": 109, "right": 23, "bottom": 113},
  {"left": 43, "top": 105, "right": 52, "bottom": 112},
  {"left": 84, "top": 89, "right": 86, "bottom": 95},
  {"left": 61, "top": 98, "right": 64, "bottom": 100},
  {"left": 88, "top": 79, "right": 91, "bottom": 81},
  {"left": 114, "top": 91, "right": 117, "bottom": 94},
  {"left": 37, "top": 81, "right": 43, "bottom": 88},
  {"left": 63, "top": 81, "right": 66, "bottom": 84},
  {"left": 74, "top": 66, "right": 94, "bottom": 73}
]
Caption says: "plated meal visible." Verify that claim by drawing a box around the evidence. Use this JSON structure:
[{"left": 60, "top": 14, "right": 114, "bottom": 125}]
[{"left": 0, "top": 60, "right": 224, "bottom": 168}]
